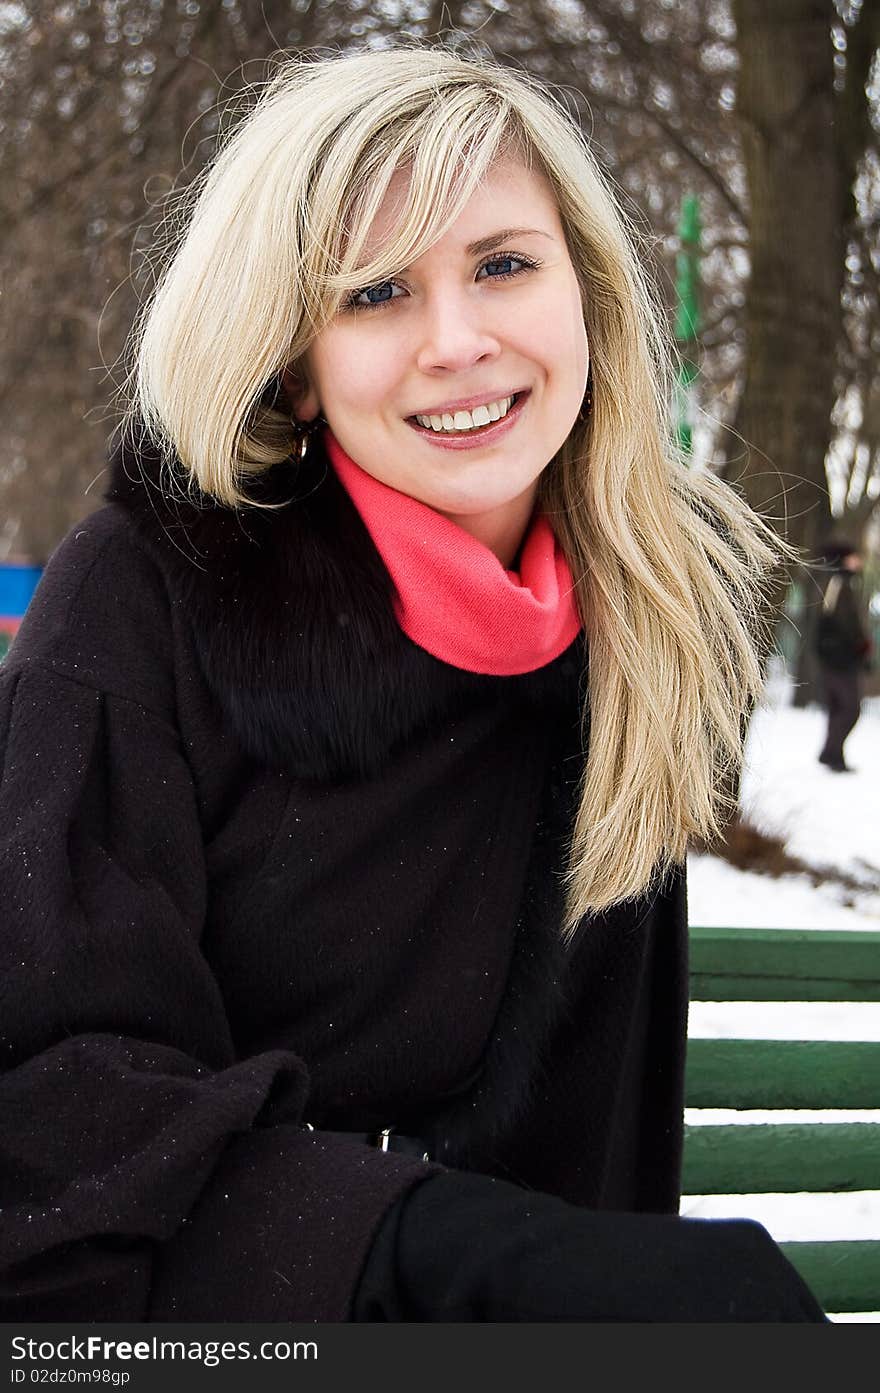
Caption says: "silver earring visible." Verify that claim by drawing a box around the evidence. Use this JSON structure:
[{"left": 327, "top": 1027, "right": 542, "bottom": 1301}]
[{"left": 292, "top": 417, "right": 322, "bottom": 462}]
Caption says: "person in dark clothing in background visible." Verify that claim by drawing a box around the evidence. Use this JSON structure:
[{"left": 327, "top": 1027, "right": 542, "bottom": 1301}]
[
  {"left": 0, "top": 46, "right": 827, "bottom": 1323},
  {"left": 815, "top": 540, "right": 872, "bottom": 773}
]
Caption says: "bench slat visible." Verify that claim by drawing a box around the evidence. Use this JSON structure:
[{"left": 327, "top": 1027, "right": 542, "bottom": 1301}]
[
  {"left": 686, "top": 926, "right": 880, "bottom": 1313},
  {"left": 685, "top": 1039, "right": 880, "bottom": 1108},
  {"left": 682, "top": 1123, "right": 880, "bottom": 1193},
  {"left": 780, "top": 1241, "right": 880, "bottom": 1314},
  {"left": 689, "top": 927, "right": 880, "bottom": 1003},
  {"left": 690, "top": 973, "right": 880, "bottom": 1002}
]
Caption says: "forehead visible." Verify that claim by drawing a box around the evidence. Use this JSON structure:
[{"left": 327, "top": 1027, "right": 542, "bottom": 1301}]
[{"left": 356, "top": 155, "right": 563, "bottom": 264}]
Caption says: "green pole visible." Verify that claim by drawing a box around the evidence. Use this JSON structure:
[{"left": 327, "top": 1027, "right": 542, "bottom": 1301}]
[{"left": 674, "top": 194, "right": 701, "bottom": 457}]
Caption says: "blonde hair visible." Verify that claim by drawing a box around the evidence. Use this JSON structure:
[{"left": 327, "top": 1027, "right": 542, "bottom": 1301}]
[{"left": 130, "top": 44, "right": 788, "bottom": 931}]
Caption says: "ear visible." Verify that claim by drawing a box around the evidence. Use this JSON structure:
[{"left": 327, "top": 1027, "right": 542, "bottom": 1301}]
[{"left": 282, "top": 365, "right": 321, "bottom": 423}]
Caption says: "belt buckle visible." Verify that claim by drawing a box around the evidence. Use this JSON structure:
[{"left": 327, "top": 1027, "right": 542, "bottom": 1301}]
[{"left": 374, "top": 1127, "right": 430, "bottom": 1162}]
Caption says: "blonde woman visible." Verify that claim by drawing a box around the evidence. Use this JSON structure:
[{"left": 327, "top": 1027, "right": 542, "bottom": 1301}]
[{"left": 0, "top": 46, "right": 824, "bottom": 1322}]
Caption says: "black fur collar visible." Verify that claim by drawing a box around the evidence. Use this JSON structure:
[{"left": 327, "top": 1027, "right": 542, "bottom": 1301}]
[{"left": 105, "top": 430, "right": 583, "bottom": 783}]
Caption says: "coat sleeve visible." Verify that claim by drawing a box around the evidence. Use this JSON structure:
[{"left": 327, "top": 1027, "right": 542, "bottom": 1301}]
[
  {"left": 353, "top": 1169, "right": 827, "bottom": 1322},
  {"left": 0, "top": 517, "right": 437, "bottom": 1323}
]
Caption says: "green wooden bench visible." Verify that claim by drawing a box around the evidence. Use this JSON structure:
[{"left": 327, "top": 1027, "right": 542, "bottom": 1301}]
[{"left": 684, "top": 926, "right": 880, "bottom": 1316}]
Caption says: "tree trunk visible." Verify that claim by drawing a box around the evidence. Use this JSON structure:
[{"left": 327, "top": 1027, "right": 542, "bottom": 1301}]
[
  {"left": 729, "top": 0, "right": 838, "bottom": 576},
  {"left": 720, "top": 0, "right": 841, "bottom": 815}
]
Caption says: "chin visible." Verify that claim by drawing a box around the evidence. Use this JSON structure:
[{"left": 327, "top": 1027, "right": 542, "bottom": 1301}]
[{"left": 424, "top": 490, "right": 516, "bottom": 517}]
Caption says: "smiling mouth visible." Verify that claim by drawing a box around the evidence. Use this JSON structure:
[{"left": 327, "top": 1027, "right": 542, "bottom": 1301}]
[{"left": 408, "top": 393, "right": 523, "bottom": 435}]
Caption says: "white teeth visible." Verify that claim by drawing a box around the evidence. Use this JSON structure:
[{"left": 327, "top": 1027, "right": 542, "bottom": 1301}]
[{"left": 414, "top": 395, "right": 515, "bottom": 432}]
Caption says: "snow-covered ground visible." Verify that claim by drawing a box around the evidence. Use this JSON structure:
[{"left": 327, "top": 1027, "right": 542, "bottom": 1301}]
[
  {"left": 688, "top": 679, "right": 880, "bottom": 930},
  {"left": 683, "top": 678, "right": 880, "bottom": 1320}
]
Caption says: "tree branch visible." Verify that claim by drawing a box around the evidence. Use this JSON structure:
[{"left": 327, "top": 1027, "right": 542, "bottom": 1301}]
[
  {"left": 7, "top": 3, "right": 224, "bottom": 231},
  {"left": 521, "top": 1, "right": 746, "bottom": 222},
  {"left": 834, "top": 0, "right": 880, "bottom": 227}
]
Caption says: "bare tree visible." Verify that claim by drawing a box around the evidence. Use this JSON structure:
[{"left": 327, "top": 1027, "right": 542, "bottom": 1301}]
[{"left": 730, "top": 0, "right": 877, "bottom": 553}]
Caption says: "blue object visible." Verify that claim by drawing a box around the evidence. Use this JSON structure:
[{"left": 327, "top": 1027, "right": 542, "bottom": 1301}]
[{"left": 0, "top": 564, "right": 42, "bottom": 618}]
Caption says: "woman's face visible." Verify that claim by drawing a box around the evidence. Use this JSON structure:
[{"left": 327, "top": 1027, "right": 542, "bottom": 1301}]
[{"left": 288, "top": 156, "right": 589, "bottom": 563}]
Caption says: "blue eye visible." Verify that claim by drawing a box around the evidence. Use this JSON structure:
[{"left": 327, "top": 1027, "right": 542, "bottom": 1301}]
[
  {"left": 348, "top": 281, "right": 404, "bottom": 308},
  {"left": 476, "top": 253, "right": 540, "bottom": 280},
  {"left": 343, "top": 252, "right": 540, "bottom": 312}
]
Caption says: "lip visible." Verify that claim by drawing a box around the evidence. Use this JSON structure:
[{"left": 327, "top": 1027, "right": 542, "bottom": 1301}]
[
  {"left": 406, "top": 389, "right": 530, "bottom": 450},
  {"left": 407, "top": 387, "right": 528, "bottom": 417}
]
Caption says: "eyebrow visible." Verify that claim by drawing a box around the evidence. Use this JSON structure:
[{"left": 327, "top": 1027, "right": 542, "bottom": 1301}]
[
  {"left": 466, "top": 227, "right": 555, "bottom": 256},
  {"left": 354, "top": 227, "right": 556, "bottom": 280}
]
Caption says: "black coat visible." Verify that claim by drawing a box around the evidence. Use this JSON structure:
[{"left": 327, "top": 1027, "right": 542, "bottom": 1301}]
[
  {"left": 815, "top": 571, "right": 871, "bottom": 672},
  {"left": 0, "top": 433, "right": 688, "bottom": 1322}
]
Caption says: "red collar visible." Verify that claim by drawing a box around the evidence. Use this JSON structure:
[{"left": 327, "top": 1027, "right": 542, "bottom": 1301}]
[{"left": 326, "top": 430, "right": 582, "bottom": 676}]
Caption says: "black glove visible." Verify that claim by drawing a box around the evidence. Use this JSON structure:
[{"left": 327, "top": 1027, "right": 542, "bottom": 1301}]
[{"left": 354, "top": 1170, "right": 828, "bottom": 1322}]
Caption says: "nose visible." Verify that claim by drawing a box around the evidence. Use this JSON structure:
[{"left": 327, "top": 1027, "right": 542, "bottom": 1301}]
[{"left": 414, "top": 290, "right": 501, "bottom": 375}]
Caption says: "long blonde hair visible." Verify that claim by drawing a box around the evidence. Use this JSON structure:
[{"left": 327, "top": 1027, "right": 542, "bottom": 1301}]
[{"left": 130, "top": 44, "right": 786, "bottom": 932}]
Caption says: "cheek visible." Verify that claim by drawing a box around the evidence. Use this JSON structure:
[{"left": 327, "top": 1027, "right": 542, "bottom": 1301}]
[
  {"left": 562, "top": 290, "right": 589, "bottom": 361},
  {"left": 534, "top": 319, "right": 588, "bottom": 394},
  {"left": 312, "top": 336, "right": 402, "bottom": 417},
  {"left": 560, "top": 309, "right": 589, "bottom": 393},
  {"left": 527, "top": 282, "right": 587, "bottom": 381}
]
